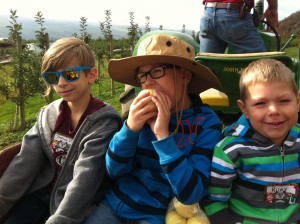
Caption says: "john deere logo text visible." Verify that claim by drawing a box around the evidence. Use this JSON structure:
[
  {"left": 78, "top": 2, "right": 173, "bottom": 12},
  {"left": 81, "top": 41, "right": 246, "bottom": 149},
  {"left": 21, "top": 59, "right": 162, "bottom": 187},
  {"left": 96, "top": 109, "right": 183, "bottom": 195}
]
[{"left": 223, "top": 67, "right": 244, "bottom": 73}]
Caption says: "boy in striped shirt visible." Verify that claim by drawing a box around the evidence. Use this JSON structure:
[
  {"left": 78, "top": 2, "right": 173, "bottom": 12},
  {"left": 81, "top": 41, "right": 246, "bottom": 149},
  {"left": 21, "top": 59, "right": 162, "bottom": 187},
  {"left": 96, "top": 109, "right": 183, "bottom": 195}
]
[{"left": 204, "top": 58, "right": 300, "bottom": 223}]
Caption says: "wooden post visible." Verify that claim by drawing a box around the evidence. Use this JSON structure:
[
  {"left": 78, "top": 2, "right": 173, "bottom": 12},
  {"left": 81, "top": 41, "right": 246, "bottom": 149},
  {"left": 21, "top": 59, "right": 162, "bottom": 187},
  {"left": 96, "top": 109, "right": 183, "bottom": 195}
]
[
  {"left": 44, "top": 32, "right": 49, "bottom": 50},
  {"left": 43, "top": 32, "right": 54, "bottom": 103},
  {"left": 16, "top": 35, "right": 22, "bottom": 52},
  {"left": 15, "top": 36, "right": 25, "bottom": 130}
]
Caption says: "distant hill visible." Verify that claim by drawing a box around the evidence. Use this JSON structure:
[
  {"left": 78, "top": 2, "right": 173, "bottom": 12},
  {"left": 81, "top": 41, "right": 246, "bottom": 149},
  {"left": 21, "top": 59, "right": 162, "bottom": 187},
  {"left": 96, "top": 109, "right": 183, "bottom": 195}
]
[
  {"left": 0, "top": 15, "right": 190, "bottom": 41},
  {"left": 1, "top": 12, "right": 299, "bottom": 41},
  {"left": 278, "top": 11, "right": 300, "bottom": 37},
  {"left": 0, "top": 15, "right": 130, "bottom": 40}
]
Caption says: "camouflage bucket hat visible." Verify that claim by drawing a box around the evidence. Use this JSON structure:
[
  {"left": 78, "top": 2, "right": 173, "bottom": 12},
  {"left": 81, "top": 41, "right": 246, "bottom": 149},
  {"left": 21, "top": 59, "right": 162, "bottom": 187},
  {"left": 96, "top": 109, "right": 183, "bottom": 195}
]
[{"left": 108, "top": 30, "right": 221, "bottom": 94}]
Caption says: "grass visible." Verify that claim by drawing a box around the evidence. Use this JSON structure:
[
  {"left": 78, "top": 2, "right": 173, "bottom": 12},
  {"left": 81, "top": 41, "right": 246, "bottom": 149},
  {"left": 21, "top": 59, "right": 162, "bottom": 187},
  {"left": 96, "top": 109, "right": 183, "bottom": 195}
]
[
  {"left": 284, "top": 46, "right": 299, "bottom": 58},
  {"left": 0, "top": 94, "right": 51, "bottom": 148},
  {"left": 0, "top": 72, "right": 124, "bottom": 149},
  {"left": 281, "top": 36, "right": 300, "bottom": 58}
]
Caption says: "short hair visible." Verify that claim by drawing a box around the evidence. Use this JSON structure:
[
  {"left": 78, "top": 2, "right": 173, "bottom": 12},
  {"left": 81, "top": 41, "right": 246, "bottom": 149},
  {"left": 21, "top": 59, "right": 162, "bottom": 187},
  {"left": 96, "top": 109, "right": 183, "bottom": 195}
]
[
  {"left": 239, "top": 58, "right": 297, "bottom": 101},
  {"left": 41, "top": 37, "right": 96, "bottom": 95}
]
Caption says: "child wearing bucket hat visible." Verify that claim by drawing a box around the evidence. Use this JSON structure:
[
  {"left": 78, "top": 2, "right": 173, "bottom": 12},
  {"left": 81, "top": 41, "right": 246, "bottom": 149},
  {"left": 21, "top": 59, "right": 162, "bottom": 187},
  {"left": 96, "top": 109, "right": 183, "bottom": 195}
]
[{"left": 84, "top": 31, "right": 223, "bottom": 224}]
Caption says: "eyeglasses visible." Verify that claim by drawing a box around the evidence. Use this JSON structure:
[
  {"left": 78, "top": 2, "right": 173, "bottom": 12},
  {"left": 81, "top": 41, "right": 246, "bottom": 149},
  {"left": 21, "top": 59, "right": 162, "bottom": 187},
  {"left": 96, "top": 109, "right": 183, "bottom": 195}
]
[
  {"left": 135, "top": 65, "right": 176, "bottom": 84},
  {"left": 42, "top": 66, "right": 92, "bottom": 85}
]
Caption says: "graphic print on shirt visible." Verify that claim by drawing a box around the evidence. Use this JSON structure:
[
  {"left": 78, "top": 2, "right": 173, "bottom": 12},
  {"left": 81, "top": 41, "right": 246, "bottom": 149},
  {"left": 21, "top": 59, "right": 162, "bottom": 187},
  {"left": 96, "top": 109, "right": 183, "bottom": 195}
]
[
  {"left": 264, "top": 184, "right": 298, "bottom": 204},
  {"left": 51, "top": 133, "right": 73, "bottom": 168}
]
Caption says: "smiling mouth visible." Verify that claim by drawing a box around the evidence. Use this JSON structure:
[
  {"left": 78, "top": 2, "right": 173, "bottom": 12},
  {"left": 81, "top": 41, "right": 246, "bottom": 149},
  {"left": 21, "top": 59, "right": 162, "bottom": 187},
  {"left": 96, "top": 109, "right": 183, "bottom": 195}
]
[
  {"left": 59, "top": 89, "right": 73, "bottom": 94},
  {"left": 267, "top": 121, "right": 284, "bottom": 126}
]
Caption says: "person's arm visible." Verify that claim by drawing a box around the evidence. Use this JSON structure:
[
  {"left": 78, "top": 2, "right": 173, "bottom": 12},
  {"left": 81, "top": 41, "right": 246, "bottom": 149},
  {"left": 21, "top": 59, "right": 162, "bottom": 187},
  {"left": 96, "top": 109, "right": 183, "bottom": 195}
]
[
  {"left": 155, "top": 113, "right": 222, "bottom": 204},
  {"left": 0, "top": 124, "right": 48, "bottom": 219},
  {"left": 202, "top": 138, "right": 244, "bottom": 224},
  {"left": 262, "top": 0, "right": 279, "bottom": 31},
  {"left": 106, "top": 121, "right": 140, "bottom": 178},
  {"left": 201, "top": 197, "right": 244, "bottom": 224},
  {"left": 267, "top": 0, "right": 277, "bottom": 8},
  {"left": 106, "top": 89, "right": 159, "bottom": 178}
]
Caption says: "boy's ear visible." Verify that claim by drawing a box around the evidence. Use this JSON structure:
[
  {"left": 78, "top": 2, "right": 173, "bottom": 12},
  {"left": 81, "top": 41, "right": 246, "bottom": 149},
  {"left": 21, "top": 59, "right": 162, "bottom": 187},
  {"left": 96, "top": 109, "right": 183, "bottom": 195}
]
[
  {"left": 87, "top": 67, "right": 98, "bottom": 84},
  {"left": 297, "top": 90, "right": 300, "bottom": 111},
  {"left": 237, "top": 99, "right": 248, "bottom": 118}
]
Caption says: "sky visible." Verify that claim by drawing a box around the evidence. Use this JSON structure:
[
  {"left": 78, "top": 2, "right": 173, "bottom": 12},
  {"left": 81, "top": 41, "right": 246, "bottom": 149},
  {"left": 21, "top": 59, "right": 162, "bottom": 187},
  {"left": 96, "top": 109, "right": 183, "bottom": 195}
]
[{"left": 1, "top": 0, "right": 299, "bottom": 31}]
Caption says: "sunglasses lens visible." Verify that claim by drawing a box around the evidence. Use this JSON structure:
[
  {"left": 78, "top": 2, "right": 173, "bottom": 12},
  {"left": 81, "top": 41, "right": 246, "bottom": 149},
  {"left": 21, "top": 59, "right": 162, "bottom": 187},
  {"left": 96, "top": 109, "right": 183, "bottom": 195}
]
[
  {"left": 63, "top": 69, "right": 79, "bottom": 81},
  {"left": 44, "top": 73, "right": 58, "bottom": 84}
]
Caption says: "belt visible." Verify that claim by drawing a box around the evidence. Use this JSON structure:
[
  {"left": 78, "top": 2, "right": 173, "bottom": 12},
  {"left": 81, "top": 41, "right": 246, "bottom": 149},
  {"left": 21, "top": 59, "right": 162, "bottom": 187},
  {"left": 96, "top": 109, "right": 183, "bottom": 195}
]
[{"left": 204, "top": 2, "right": 241, "bottom": 10}]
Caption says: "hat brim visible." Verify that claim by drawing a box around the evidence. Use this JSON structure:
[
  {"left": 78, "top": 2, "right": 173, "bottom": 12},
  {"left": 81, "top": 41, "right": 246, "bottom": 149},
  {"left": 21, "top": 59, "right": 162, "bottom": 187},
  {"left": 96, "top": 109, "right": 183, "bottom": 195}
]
[{"left": 108, "top": 55, "right": 222, "bottom": 94}]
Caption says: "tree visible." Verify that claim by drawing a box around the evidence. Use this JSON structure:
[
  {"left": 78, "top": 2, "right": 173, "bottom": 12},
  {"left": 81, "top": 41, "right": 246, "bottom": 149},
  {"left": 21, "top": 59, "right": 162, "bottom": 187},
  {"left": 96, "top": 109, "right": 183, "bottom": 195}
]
[
  {"left": 144, "top": 16, "right": 151, "bottom": 33},
  {"left": 34, "top": 11, "right": 53, "bottom": 103},
  {"left": 6, "top": 9, "right": 22, "bottom": 43},
  {"left": 79, "top": 16, "right": 91, "bottom": 43},
  {"left": 7, "top": 38, "right": 41, "bottom": 131},
  {"left": 98, "top": 9, "right": 113, "bottom": 72},
  {"left": 99, "top": 10, "right": 115, "bottom": 94},
  {"left": 0, "top": 10, "right": 45, "bottom": 131},
  {"left": 191, "top": 30, "right": 196, "bottom": 39},
  {"left": 127, "top": 12, "right": 140, "bottom": 55},
  {"left": 34, "top": 11, "right": 48, "bottom": 53},
  {"left": 159, "top": 25, "right": 163, "bottom": 30},
  {"left": 182, "top": 24, "right": 186, "bottom": 33},
  {"left": 99, "top": 10, "right": 113, "bottom": 58}
]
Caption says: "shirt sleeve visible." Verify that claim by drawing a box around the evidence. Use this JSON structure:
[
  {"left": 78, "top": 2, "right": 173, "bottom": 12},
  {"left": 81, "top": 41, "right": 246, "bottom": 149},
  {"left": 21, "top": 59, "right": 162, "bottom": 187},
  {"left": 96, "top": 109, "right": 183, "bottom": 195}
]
[
  {"left": 154, "top": 115, "right": 222, "bottom": 204},
  {"left": 106, "top": 121, "right": 140, "bottom": 179},
  {"left": 203, "top": 139, "right": 240, "bottom": 222}
]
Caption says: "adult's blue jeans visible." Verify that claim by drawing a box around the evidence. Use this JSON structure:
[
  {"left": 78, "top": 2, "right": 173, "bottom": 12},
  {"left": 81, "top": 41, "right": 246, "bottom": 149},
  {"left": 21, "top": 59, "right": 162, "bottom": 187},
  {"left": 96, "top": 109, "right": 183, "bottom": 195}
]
[{"left": 199, "top": 7, "right": 267, "bottom": 53}]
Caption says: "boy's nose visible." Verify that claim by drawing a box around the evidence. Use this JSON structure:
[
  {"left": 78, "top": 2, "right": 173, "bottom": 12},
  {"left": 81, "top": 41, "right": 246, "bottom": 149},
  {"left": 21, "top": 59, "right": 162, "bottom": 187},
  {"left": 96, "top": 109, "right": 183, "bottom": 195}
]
[
  {"left": 144, "top": 74, "right": 155, "bottom": 84},
  {"left": 57, "top": 76, "right": 68, "bottom": 86},
  {"left": 269, "top": 104, "right": 280, "bottom": 114}
]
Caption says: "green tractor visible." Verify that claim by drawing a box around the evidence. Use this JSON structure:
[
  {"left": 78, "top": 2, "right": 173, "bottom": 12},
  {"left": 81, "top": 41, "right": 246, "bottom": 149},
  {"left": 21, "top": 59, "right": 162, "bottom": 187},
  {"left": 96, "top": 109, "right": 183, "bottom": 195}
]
[
  {"left": 128, "top": 0, "right": 299, "bottom": 125},
  {"left": 197, "top": 0, "right": 299, "bottom": 124}
]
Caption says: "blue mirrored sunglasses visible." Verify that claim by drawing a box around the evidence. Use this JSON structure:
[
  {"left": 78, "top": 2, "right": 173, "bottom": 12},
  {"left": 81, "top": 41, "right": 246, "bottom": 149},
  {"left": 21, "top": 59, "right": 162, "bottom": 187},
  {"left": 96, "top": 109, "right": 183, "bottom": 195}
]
[{"left": 42, "top": 66, "right": 92, "bottom": 85}]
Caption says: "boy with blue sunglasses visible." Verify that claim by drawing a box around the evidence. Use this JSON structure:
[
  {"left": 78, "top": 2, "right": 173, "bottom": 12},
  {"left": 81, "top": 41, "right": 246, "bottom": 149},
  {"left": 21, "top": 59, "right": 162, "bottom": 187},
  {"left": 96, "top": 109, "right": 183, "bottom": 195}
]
[{"left": 0, "top": 37, "right": 122, "bottom": 224}]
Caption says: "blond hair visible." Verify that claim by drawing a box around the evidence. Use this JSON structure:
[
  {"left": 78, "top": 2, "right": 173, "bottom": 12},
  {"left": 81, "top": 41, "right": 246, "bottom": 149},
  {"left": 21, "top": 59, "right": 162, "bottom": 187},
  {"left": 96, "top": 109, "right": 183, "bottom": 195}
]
[
  {"left": 239, "top": 58, "right": 297, "bottom": 101},
  {"left": 41, "top": 37, "right": 96, "bottom": 96}
]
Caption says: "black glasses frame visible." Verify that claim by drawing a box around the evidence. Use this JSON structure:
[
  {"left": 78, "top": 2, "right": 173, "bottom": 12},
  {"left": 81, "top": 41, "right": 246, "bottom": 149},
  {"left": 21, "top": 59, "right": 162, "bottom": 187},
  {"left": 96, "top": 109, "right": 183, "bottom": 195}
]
[{"left": 135, "top": 64, "right": 176, "bottom": 84}]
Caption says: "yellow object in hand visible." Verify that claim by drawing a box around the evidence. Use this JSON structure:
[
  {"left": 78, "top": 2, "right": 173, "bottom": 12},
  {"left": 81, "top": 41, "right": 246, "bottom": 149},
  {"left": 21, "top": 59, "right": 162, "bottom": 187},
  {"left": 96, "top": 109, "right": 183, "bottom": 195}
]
[
  {"left": 175, "top": 202, "right": 198, "bottom": 218},
  {"left": 187, "top": 215, "right": 211, "bottom": 224},
  {"left": 148, "top": 88, "right": 155, "bottom": 95},
  {"left": 166, "top": 211, "right": 187, "bottom": 224}
]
